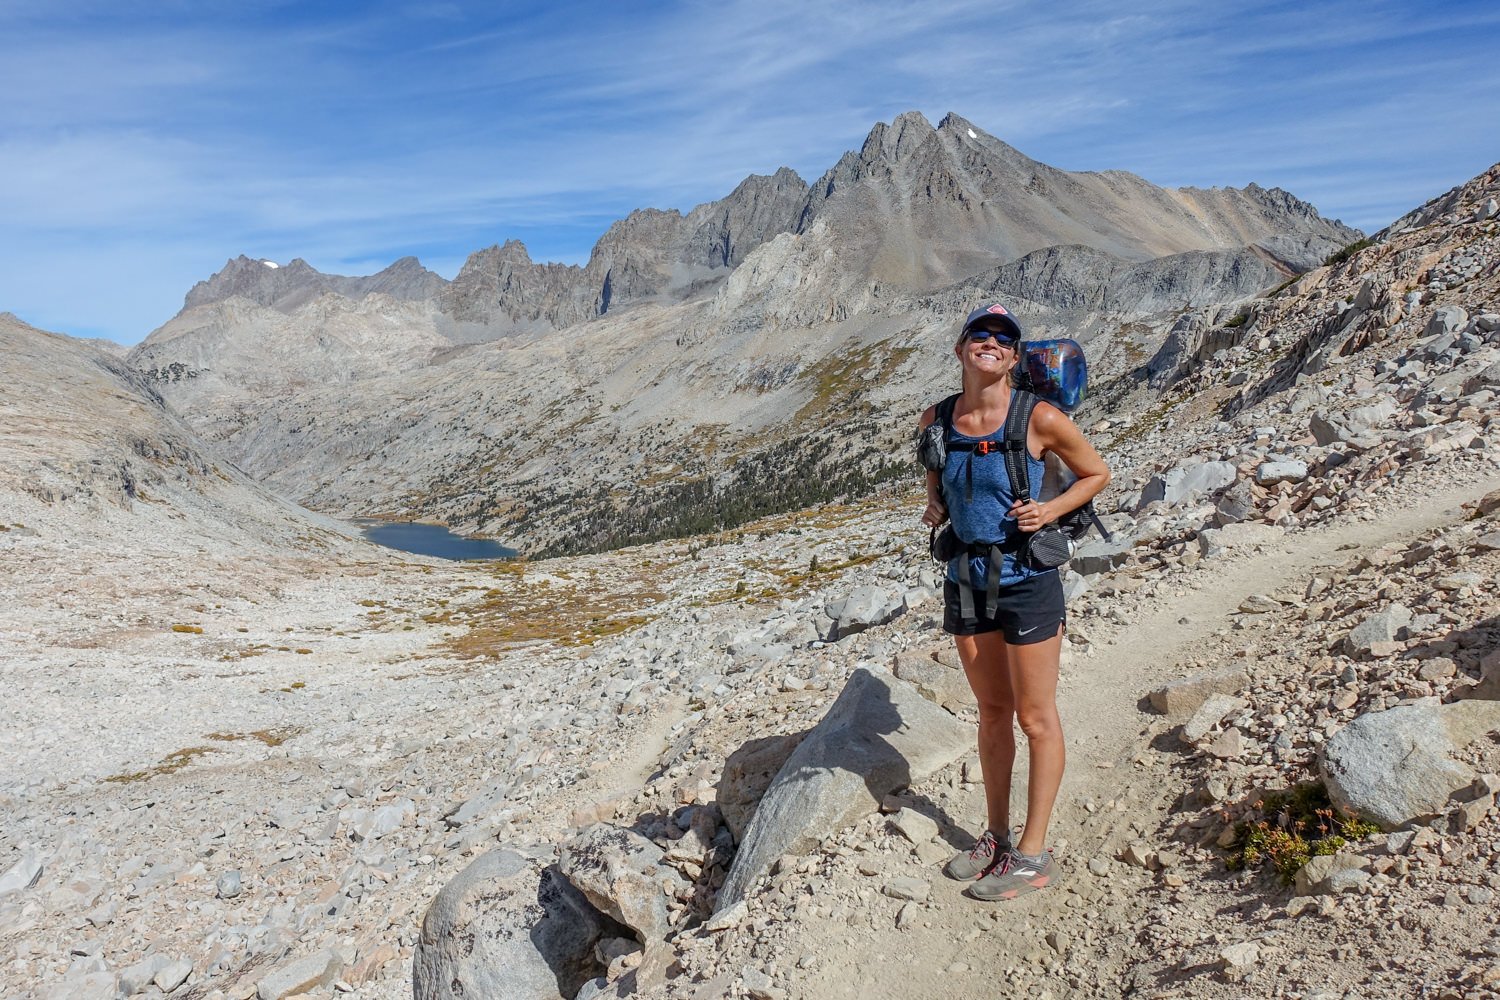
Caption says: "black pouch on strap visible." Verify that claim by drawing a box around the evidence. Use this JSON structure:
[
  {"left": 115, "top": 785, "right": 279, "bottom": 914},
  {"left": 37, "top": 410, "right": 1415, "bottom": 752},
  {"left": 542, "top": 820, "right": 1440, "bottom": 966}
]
[
  {"left": 1024, "top": 525, "right": 1075, "bottom": 569},
  {"left": 929, "top": 525, "right": 963, "bottom": 563}
]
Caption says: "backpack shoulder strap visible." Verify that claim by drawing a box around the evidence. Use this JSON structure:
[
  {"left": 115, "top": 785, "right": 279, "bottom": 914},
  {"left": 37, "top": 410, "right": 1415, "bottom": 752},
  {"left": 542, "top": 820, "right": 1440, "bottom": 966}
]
[
  {"left": 1002, "top": 389, "right": 1038, "bottom": 504},
  {"left": 934, "top": 392, "right": 961, "bottom": 437}
]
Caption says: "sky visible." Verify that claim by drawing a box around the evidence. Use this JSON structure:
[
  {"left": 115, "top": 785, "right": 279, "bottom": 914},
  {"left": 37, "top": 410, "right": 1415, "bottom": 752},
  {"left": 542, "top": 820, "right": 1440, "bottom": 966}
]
[{"left": 2, "top": 1, "right": 1498, "bottom": 345}]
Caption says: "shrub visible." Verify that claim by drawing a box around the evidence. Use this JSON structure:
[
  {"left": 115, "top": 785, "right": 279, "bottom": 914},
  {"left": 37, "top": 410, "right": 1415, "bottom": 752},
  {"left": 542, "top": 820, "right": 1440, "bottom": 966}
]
[
  {"left": 1322, "top": 237, "right": 1375, "bottom": 268},
  {"left": 1224, "top": 782, "right": 1380, "bottom": 883}
]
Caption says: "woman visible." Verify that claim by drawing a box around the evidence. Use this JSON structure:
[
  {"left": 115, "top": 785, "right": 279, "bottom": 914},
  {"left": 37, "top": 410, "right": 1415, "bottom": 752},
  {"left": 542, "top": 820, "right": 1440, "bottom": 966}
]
[{"left": 918, "top": 303, "right": 1110, "bottom": 901}]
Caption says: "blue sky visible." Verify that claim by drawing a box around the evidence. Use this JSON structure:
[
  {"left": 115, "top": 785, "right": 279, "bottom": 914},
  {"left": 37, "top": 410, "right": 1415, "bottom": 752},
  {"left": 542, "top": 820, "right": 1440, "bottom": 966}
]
[{"left": 3, "top": 1, "right": 1497, "bottom": 345}]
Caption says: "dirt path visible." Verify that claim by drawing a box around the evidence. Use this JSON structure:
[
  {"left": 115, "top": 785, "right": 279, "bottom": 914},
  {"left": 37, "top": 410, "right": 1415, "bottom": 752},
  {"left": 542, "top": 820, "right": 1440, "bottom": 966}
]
[
  {"left": 785, "top": 472, "right": 1500, "bottom": 1000},
  {"left": 1062, "top": 472, "right": 1500, "bottom": 774}
]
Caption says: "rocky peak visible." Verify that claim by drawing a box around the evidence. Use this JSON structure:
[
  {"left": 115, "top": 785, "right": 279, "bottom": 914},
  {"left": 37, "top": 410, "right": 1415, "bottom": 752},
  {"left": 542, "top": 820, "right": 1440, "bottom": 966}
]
[
  {"left": 440, "top": 241, "right": 591, "bottom": 329},
  {"left": 354, "top": 257, "right": 448, "bottom": 302},
  {"left": 182, "top": 255, "right": 317, "bottom": 311},
  {"left": 678, "top": 169, "right": 808, "bottom": 270},
  {"left": 862, "top": 110, "right": 938, "bottom": 164},
  {"left": 181, "top": 254, "right": 447, "bottom": 314}
]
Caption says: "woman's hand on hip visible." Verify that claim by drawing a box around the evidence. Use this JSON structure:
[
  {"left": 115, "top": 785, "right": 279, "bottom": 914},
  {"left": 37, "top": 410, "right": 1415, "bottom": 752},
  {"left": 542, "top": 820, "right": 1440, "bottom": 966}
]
[{"left": 1010, "top": 497, "right": 1054, "bottom": 533}]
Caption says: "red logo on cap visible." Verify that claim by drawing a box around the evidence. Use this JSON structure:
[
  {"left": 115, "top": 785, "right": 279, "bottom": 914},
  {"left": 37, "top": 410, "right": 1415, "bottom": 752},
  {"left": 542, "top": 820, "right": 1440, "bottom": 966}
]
[{"left": 987, "top": 304, "right": 1008, "bottom": 315}]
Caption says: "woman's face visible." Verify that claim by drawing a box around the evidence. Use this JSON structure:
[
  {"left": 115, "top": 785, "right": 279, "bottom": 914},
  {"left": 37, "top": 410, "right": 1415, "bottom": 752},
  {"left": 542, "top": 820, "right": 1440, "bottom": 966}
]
[{"left": 955, "top": 327, "right": 1019, "bottom": 377}]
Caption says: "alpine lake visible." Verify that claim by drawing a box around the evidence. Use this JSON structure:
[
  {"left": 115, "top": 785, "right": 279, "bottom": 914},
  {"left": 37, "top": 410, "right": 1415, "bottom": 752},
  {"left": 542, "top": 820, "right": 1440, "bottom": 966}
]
[{"left": 354, "top": 520, "right": 517, "bottom": 561}]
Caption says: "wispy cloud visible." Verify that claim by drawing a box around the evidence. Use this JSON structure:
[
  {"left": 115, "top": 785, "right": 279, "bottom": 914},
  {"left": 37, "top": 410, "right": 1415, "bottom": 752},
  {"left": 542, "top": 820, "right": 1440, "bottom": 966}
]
[{"left": 1, "top": 0, "right": 1497, "bottom": 344}]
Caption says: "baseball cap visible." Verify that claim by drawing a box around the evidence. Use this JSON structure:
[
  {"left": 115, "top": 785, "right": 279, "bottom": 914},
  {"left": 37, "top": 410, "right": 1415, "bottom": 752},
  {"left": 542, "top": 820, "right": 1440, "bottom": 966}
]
[{"left": 961, "top": 303, "right": 1023, "bottom": 341}]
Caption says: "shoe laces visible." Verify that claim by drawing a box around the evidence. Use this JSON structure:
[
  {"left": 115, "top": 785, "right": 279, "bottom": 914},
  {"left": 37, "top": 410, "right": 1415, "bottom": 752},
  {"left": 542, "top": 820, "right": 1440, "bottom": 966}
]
[
  {"left": 987, "top": 848, "right": 1019, "bottom": 877},
  {"left": 968, "top": 829, "right": 1000, "bottom": 863}
]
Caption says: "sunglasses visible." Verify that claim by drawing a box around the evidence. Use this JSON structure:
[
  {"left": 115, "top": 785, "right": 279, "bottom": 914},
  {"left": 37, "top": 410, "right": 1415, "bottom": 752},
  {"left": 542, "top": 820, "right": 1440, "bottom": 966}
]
[{"left": 965, "top": 328, "right": 1018, "bottom": 346}]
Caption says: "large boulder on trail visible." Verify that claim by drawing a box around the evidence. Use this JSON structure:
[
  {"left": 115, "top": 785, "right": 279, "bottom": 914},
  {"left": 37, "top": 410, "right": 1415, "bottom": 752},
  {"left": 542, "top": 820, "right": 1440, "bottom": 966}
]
[
  {"left": 719, "top": 732, "right": 808, "bottom": 841},
  {"left": 413, "top": 848, "right": 616, "bottom": 1000},
  {"left": 1318, "top": 700, "right": 1500, "bottom": 830},
  {"left": 716, "top": 668, "right": 970, "bottom": 910}
]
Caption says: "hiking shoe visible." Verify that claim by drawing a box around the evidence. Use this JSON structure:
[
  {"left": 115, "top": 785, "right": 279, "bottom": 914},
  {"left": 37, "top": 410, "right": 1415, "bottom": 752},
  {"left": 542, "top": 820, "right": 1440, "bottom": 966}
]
[
  {"left": 944, "top": 829, "right": 1011, "bottom": 881},
  {"left": 968, "top": 848, "right": 1055, "bottom": 901}
]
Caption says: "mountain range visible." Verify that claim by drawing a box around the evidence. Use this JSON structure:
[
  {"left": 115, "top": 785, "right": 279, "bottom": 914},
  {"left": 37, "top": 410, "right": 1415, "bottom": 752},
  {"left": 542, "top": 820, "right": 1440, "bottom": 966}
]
[{"left": 125, "top": 110, "right": 1362, "bottom": 554}]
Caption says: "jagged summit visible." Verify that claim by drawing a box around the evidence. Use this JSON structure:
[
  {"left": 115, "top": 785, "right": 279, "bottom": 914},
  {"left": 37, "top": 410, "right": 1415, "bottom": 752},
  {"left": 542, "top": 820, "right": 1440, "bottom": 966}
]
[{"left": 183, "top": 254, "right": 447, "bottom": 313}]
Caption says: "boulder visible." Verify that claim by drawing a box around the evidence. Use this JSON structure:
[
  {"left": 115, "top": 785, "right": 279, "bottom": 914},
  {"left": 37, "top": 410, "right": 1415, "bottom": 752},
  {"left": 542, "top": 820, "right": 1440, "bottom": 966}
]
[
  {"left": 443, "top": 779, "right": 511, "bottom": 829},
  {"left": 0, "top": 849, "right": 42, "bottom": 896},
  {"left": 413, "top": 849, "right": 614, "bottom": 1000},
  {"left": 558, "top": 824, "right": 687, "bottom": 944},
  {"left": 1346, "top": 399, "right": 1397, "bottom": 432},
  {"left": 887, "top": 808, "right": 940, "bottom": 845},
  {"left": 1319, "top": 700, "right": 1500, "bottom": 829},
  {"left": 1139, "top": 461, "right": 1237, "bottom": 508},
  {"left": 1460, "top": 646, "right": 1500, "bottom": 700},
  {"left": 1149, "top": 666, "right": 1248, "bottom": 717},
  {"left": 1182, "top": 694, "right": 1247, "bottom": 745},
  {"left": 1219, "top": 941, "right": 1261, "bottom": 980},
  {"left": 716, "top": 668, "right": 971, "bottom": 910},
  {"left": 346, "top": 797, "right": 415, "bottom": 842},
  {"left": 1293, "top": 852, "right": 1370, "bottom": 896},
  {"left": 1237, "top": 594, "right": 1281, "bottom": 614},
  {"left": 258, "top": 950, "right": 343, "bottom": 1000},
  {"left": 891, "top": 647, "right": 975, "bottom": 712},
  {"left": 1426, "top": 305, "right": 1469, "bottom": 339},
  {"left": 1072, "top": 537, "right": 1134, "bottom": 576},
  {"left": 119, "top": 955, "right": 171, "bottom": 996},
  {"left": 1214, "top": 479, "right": 1257, "bottom": 525},
  {"left": 1255, "top": 460, "right": 1309, "bottom": 486},
  {"left": 718, "top": 732, "right": 807, "bottom": 841},
  {"left": 1311, "top": 400, "right": 1395, "bottom": 446},
  {"left": 1344, "top": 603, "right": 1413, "bottom": 657},
  {"left": 824, "top": 585, "right": 905, "bottom": 640}
]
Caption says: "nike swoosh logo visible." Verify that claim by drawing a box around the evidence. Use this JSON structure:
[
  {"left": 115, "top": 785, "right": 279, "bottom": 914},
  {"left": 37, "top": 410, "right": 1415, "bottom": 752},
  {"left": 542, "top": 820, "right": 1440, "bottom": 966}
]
[{"left": 1017, "top": 626, "right": 1039, "bottom": 636}]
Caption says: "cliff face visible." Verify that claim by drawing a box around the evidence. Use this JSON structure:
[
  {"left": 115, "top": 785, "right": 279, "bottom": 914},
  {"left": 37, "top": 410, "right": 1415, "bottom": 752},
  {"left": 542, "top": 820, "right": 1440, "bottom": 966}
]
[{"left": 0, "top": 312, "right": 355, "bottom": 554}]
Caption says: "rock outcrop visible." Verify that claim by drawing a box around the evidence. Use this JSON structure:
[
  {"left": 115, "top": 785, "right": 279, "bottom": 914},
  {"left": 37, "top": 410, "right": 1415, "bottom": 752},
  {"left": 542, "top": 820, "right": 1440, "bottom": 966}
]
[
  {"left": 414, "top": 849, "right": 617, "bottom": 1000},
  {"left": 717, "top": 667, "right": 971, "bottom": 909}
]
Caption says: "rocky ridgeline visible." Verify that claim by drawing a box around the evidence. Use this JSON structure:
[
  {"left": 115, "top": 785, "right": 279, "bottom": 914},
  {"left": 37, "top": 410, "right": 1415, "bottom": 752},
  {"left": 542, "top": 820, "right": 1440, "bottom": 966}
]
[{"left": 123, "top": 112, "right": 1356, "bottom": 557}]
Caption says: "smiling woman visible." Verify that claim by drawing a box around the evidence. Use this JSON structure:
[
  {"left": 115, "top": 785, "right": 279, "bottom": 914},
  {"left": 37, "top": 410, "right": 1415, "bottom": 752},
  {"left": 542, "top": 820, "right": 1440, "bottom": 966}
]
[{"left": 916, "top": 301, "right": 1110, "bottom": 904}]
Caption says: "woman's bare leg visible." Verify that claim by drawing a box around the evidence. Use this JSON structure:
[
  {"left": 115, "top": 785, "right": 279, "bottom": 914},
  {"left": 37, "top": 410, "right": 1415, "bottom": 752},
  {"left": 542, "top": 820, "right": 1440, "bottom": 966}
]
[
  {"left": 1008, "top": 626, "right": 1065, "bottom": 855},
  {"left": 953, "top": 631, "right": 1016, "bottom": 835}
]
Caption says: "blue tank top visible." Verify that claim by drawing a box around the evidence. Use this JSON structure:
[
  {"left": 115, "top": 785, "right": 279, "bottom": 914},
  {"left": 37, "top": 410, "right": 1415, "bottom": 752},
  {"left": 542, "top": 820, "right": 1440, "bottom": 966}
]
[{"left": 942, "top": 416, "right": 1049, "bottom": 588}]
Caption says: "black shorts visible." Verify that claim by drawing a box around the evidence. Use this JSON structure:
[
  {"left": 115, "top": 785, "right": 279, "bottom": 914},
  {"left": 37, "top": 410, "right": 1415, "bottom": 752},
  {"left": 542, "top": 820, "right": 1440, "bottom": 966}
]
[{"left": 942, "top": 571, "right": 1065, "bottom": 644}]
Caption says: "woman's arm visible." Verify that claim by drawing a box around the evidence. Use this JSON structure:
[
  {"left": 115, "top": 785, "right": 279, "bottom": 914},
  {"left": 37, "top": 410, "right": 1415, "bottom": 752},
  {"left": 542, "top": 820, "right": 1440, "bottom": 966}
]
[
  {"left": 1010, "top": 402, "right": 1111, "bottom": 532},
  {"left": 918, "top": 405, "right": 948, "bottom": 528}
]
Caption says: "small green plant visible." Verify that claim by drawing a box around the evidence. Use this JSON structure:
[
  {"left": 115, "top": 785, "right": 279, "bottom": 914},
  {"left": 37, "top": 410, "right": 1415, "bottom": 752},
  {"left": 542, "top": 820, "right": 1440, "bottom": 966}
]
[
  {"left": 1266, "top": 274, "right": 1300, "bottom": 298},
  {"left": 1225, "top": 783, "right": 1380, "bottom": 883},
  {"left": 1224, "top": 312, "right": 1250, "bottom": 328},
  {"left": 1322, "top": 237, "right": 1375, "bottom": 268}
]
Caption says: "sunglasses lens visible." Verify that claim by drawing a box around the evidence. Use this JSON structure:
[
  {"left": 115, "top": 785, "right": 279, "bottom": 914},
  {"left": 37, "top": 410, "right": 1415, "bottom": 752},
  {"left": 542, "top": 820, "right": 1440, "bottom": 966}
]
[{"left": 968, "top": 329, "right": 1015, "bottom": 344}]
